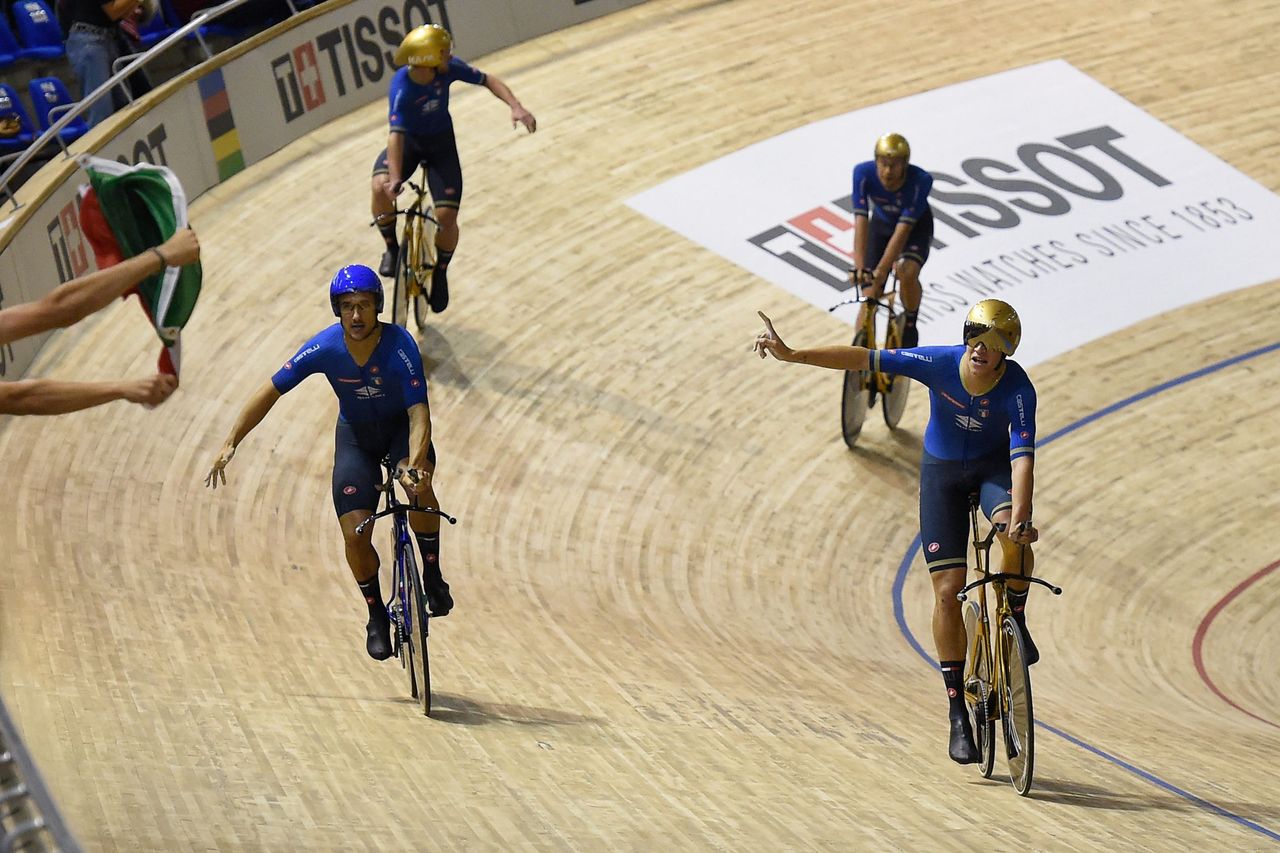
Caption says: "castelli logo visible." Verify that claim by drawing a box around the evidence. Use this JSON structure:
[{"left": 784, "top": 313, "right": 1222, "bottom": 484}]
[
  {"left": 343, "top": 485, "right": 358, "bottom": 495},
  {"left": 928, "top": 542, "right": 941, "bottom": 553},
  {"left": 1020, "top": 431, "right": 1030, "bottom": 439}
]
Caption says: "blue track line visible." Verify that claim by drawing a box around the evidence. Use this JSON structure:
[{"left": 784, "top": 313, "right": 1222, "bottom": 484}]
[{"left": 891, "top": 339, "right": 1280, "bottom": 841}]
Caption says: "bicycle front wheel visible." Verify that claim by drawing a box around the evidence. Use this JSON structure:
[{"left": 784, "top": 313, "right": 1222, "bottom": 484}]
[
  {"left": 840, "top": 329, "right": 870, "bottom": 448},
  {"left": 411, "top": 210, "right": 433, "bottom": 331},
  {"left": 403, "top": 543, "right": 432, "bottom": 716},
  {"left": 963, "top": 599, "right": 996, "bottom": 778},
  {"left": 881, "top": 315, "right": 911, "bottom": 429},
  {"left": 1000, "top": 614, "right": 1035, "bottom": 795}
]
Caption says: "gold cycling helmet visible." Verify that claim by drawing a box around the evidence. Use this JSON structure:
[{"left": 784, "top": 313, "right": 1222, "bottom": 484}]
[
  {"left": 963, "top": 299, "right": 1021, "bottom": 357},
  {"left": 395, "top": 24, "right": 452, "bottom": 68},
  {"left": 874, "top": 132, "right": 910, "bottom": 161}
]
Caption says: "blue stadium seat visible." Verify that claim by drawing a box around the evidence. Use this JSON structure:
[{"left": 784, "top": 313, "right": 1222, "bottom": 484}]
[
  {"left": 28, "top": 76, "right": 89, "bottom": 143},
  {"left": 0, "top": 83, "right": 37, "bottom": 154},
  {"left": 12, "top": 0, "right": 66, "bottom": 60},
  {"left": 0, "top": 15, "right": 22, "bottom": 68}
]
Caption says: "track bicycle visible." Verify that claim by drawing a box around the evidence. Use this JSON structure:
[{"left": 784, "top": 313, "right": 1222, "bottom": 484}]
[
  {"left": 371, "top": 165, "right": 437, "bottom": 331},
  {"left": 355, "top": 457, "right": 457, "bottom": 716},
  {"left": 957, "top": 493, "right": 1061, "bottom": 795},
  {"left": 828, "top": 272, "right": 911, "bottom": 448}
]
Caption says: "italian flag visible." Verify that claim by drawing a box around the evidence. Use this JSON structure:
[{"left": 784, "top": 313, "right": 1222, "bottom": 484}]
[{"left": 75, "top": 155, "right": 202, "bottom": 376}]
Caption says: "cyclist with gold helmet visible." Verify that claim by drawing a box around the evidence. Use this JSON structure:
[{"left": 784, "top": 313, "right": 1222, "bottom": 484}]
[
  {"left": 850, "top": 132, "right": 933, "bottom": 347},
  {"left": 371, "top": 23, "right": 537, "bottom": 313},
  {"left": 753, "top": 299, "right": 1038, "bottom": 767}
]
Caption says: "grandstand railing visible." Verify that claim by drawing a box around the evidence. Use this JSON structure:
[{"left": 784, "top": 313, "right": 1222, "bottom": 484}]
[{"left": 0, "top": 0, "right": 310, "bottom": 210}]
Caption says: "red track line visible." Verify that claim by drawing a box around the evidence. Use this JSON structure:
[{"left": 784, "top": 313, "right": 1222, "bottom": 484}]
[{"left": 1191, "top": 559, "right": 1280, "bottom": 729}]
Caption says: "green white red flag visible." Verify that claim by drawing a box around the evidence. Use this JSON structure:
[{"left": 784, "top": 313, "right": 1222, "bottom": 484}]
[{"left": 75, "top": 155, "right": 201, "bottom": 376}]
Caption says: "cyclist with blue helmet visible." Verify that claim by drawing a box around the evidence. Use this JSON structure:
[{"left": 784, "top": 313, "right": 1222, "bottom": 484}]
[
  {"left": 754, "top": 299, "right": 1040, "bottom": 767},
  {"left": 206, "top": 264, "right": 454, "bottom": 661},
  {"left": 371, "top": 24, "right": 536, "bottom": 314}
]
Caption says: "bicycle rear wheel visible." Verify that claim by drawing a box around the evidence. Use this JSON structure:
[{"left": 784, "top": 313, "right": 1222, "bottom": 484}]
[
  {"left": 840, "top": 329, "right": 870, "bottom": 448},
  {"left": 391, "top": 241, "right": 412, "bottom": 329},
  {"left": 881, "top": 314, "right": 910, "bottom": 429},
  {"left": 403, "top": 543, "right": 432, "bottom": 716},
  {"left": 1000, "top": 614, "right": 1035, "bottom": 795},
  {"left": 962, "top": 599, "right": 997, "bottom": 778}
]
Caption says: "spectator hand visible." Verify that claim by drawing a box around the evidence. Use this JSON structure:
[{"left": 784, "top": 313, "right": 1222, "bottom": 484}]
[
  {"left": 157, "top": 228, "right": 200, "bottom": 267},
  {"left": 123, "top": 373, "right": 177, "bottom": 408}
]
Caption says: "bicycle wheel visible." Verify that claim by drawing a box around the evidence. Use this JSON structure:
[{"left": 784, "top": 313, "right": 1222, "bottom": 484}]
[
  {"left": 881, "top": 314, "right": 911, "bottom": 429},
  {"left": 840, "top": 329, "right": 871, "bottom": 448},
  {"left": 411, "top": 210, "right": 433, "bottom": 331},
  {"left": 403, "top": 542, "right": 432, "bottom": 716},
  {"left": 391, "top": 241, "right": 412, "bottom": 329},
  {"left": 1000, "top": 614, "right": 1035, "bottom": 795},
  {"left": 962, "top": 599, "right": 997, "bottom": 778}
]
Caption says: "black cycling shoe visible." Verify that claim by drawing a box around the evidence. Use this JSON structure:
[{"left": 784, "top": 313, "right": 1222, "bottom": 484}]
[
  {"left": 379, "top": 248, "right": 398, "bottom": 278},
  {"left": 365, "top": 611, "right": 392, "bottom": 661},
  {"left": 425, "top": 581, "right": 453, "bottom": 617},
  {"left": 1016, "top": 619, "right": 1040, "bottom": 666},
  {"left": 428, "top": 265, "right": 449, "bottom": 313},
  {"left": 902, "top": 323, "right": 919, "bottom": 348},
  {"left": 948, "top": 714, "right": 979, "bottom": 764}
]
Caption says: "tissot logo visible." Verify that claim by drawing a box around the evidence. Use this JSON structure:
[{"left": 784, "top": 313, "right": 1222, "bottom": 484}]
[
  {"left": 751, "top": 124, "right": 1170, "bottom": 295},
  {"left": 47, "top": 199, "right": 89, "bottom": 285},
  {"left": 272, "top": 0, "right": 452, "bottom": 123}
]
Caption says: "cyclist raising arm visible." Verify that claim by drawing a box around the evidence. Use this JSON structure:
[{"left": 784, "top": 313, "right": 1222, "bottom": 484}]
[
  {"left": 754, "top": 300, "right": 1039, "bottom": 766},
  {"left": 371, "top": 24, "right": 536, "bottom": 314},
  {"left": 206, "top": 265, "right": 455, "bottom": 662},
  {"left": 850, "top": 133, "right": 933, "bottom": 347}
]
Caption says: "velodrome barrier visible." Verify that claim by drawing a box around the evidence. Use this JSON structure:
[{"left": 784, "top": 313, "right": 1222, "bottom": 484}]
[{"left": 0, "top": 0, "right": 649, "bottom": 381}]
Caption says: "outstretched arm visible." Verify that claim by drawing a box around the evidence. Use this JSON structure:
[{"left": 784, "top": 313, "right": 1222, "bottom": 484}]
[
  {"left": 0, "top": 374, "right": 177, "bottom": 415},
  {"left": 0, "top": 229, "right": 200, "bottom": 346},
  {"left": 206, "top": 381, "right": 282, "bottom": 488},
  {"left": 484, "top": 74, "right": 536, "bottom": 132},
  {"left": 753, "top": 311, "right": 871, "bottom": 371}
]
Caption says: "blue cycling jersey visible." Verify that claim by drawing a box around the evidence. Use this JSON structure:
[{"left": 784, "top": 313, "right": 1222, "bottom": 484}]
[
  {"left": 851, "top": 161, "right": 933, "bottom": 227},
  {"left": 271, "top": 323, "right": 427, "bottom": 423},
  {"left": 388, "top": 58, "right": 486, "bottom": 136},
  {"left": 871, "top": 345, "right": 1036, "bottom": 461}
]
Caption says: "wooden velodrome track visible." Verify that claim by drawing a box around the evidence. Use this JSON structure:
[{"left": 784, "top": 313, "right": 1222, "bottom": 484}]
[{"left": 2, "top": 0, "right": 1279, "bottom": 849}]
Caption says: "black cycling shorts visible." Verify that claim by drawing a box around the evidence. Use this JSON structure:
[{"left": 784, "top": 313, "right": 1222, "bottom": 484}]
[
  {"left": 332, "top": 414, "right": 436, "bottom": 517},
  {"left": 867, "top": 207, "right": 934, "bottom": 269},
  {"left": 918, "top": 449, "right": 1013, "bottom": 573},
  {"left": 372, "top": 129, "right": 463, "bottom": 209}
]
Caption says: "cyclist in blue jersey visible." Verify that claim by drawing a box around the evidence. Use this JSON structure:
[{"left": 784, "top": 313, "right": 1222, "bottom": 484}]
[
  {"left": 850, "top": 133, "right": 933, "bottom": 347},
  {"left": 371, "top": 24, "right": 537, "bottom": 314},
  {"left": 205, "top": 265, "right": 454, "bottom": 662},
  {"left": 753, "top": 299, "right": 1039, "bottom": 766}
]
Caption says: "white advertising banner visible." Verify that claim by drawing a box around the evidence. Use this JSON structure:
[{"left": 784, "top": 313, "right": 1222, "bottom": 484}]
[{"left": 628, "top": 60, "right": 1280, "bottom": 366}]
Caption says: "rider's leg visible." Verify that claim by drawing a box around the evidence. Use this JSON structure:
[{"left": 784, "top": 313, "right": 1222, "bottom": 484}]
[
  {"left": 372, "top": 150, "right": 399, "bottom": 277},
  {"left": 339, "top": 509, "right": 392, "bottom": 660},
  {"left": 989, "top": 509, "right": 1039, "bottom": 665},
  {"left": 398, "top": 445, "right": 452, "bottom": 616},
  {"left": 335, "top": 420, "right": 392, "bottom": 659},
  {"left": 920, "top": 455, "right": 979, "bottom": 763},
  {"left": 894, "top": 258, "right": 923, "bottom": 347}
]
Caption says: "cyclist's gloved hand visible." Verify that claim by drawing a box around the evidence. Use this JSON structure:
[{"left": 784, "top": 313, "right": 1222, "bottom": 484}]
[
  {"left": 1009, "top": 518, "right": 1039, "bottom": 545},
  {"left": 398, "top": 466, "right": 430, "bottom": 495}
]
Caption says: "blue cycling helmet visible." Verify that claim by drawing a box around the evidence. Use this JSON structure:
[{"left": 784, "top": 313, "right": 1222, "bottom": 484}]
[{"left": 329, "top": 264, "right": 384, "bottom": 316}]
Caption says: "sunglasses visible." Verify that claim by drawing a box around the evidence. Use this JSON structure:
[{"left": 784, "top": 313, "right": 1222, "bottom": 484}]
[{"left": 963, "top": 321, "right": 1013, "bottom": 354}]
